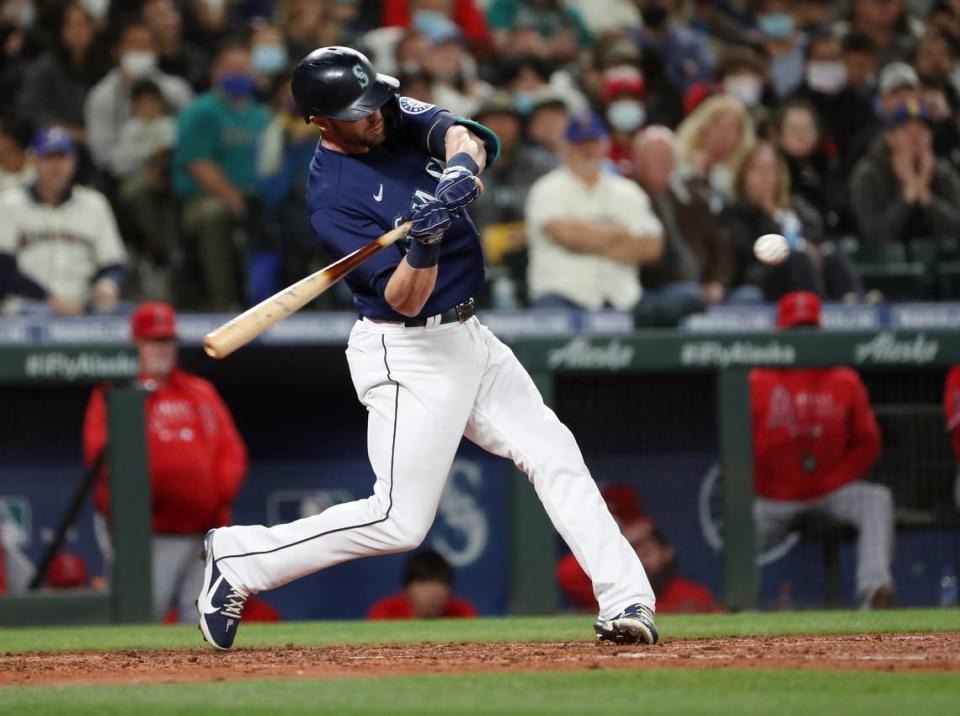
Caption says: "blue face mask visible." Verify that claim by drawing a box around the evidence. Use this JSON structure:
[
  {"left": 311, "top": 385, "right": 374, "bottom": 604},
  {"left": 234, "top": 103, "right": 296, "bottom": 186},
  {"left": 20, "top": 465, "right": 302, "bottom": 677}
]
[
  {"left": 514, "top": 93, "right": 535, "bottom": 115},
  {"left": 219, "top": 73, "right": 256, "bottom": 100},
  {"left": 252, "top": 44, "right": 288, "bottom": 75},
  {"left": 412, "top": 10, "right": 458, "bottom": 43},
  {"left": 759, "top": 13, "right": 794, "bottom": 40}
]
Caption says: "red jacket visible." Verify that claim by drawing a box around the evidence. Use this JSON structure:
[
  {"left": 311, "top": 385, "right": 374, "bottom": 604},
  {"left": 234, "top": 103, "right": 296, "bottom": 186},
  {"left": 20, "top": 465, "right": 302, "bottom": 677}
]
[
  {"left": 83, "top": 370, "right": 247, "bottom": 535},
  {"left": 750, "top": 367, "right": 881, "bottom": 501},
  {"left": 556, "top": 553, "right": 720, "bottom": 614},
  {"left": 367, "top": 593, "right": 477, "bottom": 619},
  {"left": 945, "top": 366, "right": 960, "bottom": 459}
]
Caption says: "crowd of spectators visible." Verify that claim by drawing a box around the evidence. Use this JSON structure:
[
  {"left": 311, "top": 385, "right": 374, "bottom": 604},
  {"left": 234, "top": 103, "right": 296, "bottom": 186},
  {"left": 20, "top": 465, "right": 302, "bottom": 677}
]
[{"left": 3, "top": 0, "right": 960, "bottom": 316}]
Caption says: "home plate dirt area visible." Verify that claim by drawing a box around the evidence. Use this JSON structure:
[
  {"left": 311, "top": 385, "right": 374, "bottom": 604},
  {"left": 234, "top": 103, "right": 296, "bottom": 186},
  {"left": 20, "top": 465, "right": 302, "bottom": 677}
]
[{"left": 3, "top": 632, "right": 959, "bottom": 687}]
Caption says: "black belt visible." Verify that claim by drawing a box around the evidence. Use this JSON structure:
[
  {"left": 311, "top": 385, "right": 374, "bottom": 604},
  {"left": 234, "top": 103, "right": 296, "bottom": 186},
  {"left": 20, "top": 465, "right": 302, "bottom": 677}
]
[
  {"left": 403, "top": 297, "right": 476, "bottom": 327},
  {"left": 363, "top": 297, "right": 476, "bottom": 327}
]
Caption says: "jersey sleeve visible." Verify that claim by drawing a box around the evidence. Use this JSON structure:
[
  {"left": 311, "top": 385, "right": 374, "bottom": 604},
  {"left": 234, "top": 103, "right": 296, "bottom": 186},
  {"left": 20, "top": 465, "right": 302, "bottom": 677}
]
[
  {"left": 391, "top": 96, "right": 455, "bottom": 161},
  {"left": 311, "top": 207, "right": 403, "bottom": 297}
]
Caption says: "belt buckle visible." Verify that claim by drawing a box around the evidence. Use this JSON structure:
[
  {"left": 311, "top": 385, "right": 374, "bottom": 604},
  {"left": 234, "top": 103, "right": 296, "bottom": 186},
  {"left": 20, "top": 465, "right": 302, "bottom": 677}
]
[{"left": 455, "top": 298, "right": 474, "bottom": 322}]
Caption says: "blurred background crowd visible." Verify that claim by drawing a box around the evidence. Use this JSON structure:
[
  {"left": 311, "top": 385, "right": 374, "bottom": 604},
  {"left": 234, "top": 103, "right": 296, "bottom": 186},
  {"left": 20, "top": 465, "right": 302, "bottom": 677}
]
[{"left": 3, "top": 0, "right": 960, "bottom": 320}]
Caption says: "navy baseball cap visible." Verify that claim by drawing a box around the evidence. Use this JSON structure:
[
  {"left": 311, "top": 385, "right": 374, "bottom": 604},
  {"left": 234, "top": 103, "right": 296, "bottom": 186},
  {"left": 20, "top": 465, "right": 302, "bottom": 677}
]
[
  {"left": 31, "top": 127, "right": 76, "bottom": 156},
  {"left": 885, "top": 100, "right": 934, "bottom": 129},
  {"left": 565, "top": 112, "right": 609, "bottom": 143}
]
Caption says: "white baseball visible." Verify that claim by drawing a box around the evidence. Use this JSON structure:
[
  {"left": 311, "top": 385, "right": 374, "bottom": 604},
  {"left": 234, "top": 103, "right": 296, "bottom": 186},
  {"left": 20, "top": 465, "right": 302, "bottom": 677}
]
[{"left": 753, "top": 233, "right": 790, "bottom": 265}]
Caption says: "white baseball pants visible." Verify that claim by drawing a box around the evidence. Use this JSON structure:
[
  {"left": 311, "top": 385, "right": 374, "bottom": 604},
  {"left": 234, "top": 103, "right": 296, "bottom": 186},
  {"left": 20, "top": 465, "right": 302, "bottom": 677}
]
[{"left": 213, "top": 317, "right": 654, "bottom": 619}]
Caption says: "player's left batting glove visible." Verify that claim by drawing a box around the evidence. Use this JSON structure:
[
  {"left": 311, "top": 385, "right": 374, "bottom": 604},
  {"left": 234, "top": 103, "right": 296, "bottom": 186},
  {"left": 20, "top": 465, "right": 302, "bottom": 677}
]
[
  {"left": 405, "top": 199, "right": 451, "bottom": 268},
  {"left": 436, "top": 153, "right": 482, "bottom": 213}
]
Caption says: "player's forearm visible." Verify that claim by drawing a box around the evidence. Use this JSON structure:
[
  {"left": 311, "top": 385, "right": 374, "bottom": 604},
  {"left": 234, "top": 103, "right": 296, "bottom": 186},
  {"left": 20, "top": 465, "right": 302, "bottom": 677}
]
[
  {"left": 445, "top": 125, "right": 486, "bottom": 174},
  {"left": 384, "top": 261, "right": 438, "bottom": 317}
]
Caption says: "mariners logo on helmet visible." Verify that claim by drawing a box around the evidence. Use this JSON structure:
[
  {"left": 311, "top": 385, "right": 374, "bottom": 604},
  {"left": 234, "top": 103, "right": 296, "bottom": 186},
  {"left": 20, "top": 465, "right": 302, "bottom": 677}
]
[{"left": 353, "top": 63, "right": 370, "bottom": 88}]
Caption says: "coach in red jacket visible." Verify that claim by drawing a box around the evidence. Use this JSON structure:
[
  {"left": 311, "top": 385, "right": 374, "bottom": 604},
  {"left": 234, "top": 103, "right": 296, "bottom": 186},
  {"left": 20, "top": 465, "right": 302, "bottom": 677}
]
[
  {"left": 83, "top": 302, "right": 247, "bottom": 622},
  {"left": 750, "top": 292, "right": 894, "bottom": 608}
]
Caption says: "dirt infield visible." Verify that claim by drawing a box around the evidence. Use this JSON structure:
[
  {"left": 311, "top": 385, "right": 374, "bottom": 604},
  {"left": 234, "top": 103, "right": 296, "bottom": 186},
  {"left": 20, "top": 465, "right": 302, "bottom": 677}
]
[{"left": 3, "top": 633, "right": 958, "bottom": 687}]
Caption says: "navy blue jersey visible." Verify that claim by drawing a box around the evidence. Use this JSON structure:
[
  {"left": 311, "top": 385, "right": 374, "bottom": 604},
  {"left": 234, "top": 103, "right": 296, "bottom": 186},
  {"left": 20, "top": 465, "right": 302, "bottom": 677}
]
[{"left": 306, "top": 96, "right": 485, "bottom": 320}]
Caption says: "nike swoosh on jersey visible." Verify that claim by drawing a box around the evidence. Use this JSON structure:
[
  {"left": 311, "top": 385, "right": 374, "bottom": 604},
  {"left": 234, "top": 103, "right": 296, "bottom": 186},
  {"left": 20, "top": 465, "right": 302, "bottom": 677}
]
[{"left": 373, "top": 184, "right": 384, "bottom": 201}]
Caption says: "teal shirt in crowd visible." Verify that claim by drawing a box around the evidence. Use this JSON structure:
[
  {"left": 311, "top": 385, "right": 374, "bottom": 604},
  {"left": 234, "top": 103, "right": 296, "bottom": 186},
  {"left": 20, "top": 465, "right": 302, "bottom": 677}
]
[{"left": 173, "top": 91, "right": 271, "bottom": 198}]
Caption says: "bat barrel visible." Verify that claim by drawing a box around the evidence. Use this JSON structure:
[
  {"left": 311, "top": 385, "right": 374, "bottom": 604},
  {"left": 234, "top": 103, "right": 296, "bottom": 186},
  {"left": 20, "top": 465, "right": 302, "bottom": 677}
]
[{"left": 202, "top": 222, "right": 410, "bottom": 359}]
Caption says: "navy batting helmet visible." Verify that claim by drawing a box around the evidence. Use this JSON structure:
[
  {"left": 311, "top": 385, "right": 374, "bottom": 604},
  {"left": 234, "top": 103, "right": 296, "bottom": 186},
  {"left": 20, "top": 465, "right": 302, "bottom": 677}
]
[{"left": 292, "top": 46, "right": 399, "bottom": 122}]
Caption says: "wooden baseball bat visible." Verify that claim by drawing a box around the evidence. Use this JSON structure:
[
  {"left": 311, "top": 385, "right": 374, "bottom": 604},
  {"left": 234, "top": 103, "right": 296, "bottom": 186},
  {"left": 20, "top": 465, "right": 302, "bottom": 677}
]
[{"left": 203, "top": 221, "right": 412, "bottom": 359}]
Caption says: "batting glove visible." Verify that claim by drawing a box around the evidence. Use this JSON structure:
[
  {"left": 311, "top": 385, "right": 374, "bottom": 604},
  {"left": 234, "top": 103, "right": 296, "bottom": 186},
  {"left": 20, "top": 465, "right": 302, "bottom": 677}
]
[
  {"left": 408, "top": 199, "right": 451, "bottom": 246},
  {"left": 436, "top": 152, "right": 482, "bottom": 213}
]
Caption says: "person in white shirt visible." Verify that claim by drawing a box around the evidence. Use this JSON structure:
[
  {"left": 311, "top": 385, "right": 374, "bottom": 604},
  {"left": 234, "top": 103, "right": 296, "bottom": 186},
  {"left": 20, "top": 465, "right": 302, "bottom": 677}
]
[
  {"left": 525, "top": 112, "right": 663, "bottom": 310},
  {"left": 0, "top": 128, "right": 127, "bottom": 315},
  {"left": 84, "top": 17, "right": 192, "bottom": 178}
]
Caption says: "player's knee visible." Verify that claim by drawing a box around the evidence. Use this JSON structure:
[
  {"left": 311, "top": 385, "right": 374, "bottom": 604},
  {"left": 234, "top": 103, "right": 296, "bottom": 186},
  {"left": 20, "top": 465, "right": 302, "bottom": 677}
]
[{"left": 863, "top": 483, "right": 894, "bottom": 518}]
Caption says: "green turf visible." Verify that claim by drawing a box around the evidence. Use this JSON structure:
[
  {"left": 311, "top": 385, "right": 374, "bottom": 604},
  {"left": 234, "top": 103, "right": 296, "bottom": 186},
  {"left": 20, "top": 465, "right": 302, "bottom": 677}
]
[
  {"left": 1, "top": 609, "right": 958, "bottom": 654},
  {"left": 1, "top": 669, "right": 957, "bottom": 715}
]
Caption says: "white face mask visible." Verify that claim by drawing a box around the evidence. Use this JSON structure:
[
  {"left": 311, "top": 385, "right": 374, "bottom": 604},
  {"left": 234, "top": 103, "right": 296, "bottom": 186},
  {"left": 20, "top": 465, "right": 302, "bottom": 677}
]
[
  {"left": 606, "top": 99, "right": 647, "bottom": 133},
  {"left": 723, "top": 75, "right": 763, "bottom": 107},
  {"left": 80, "top": 0, "right": 109, "bottom": 21},
  {"left": 806, "top": 60, "right": 847, "bottom": 94},
  {"left": 121, "top": 51, "right": 156, "bottom": 79}
]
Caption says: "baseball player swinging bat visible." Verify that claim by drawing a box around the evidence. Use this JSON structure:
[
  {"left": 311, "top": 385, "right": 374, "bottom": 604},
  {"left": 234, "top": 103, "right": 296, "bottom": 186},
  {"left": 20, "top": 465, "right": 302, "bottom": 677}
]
[
  {"left": 195, "top": 46, "right": 657, "bottom": 653},
  {"left": 203, "top": 221, "right": 412, "bottom": 359}
]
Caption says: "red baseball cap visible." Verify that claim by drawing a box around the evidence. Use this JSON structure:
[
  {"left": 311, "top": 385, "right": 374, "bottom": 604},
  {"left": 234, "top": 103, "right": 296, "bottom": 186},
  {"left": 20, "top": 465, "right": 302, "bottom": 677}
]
[
  {"left": 131, "top": 302, "right": 177, "bottom": 340},
  {"left": 776, "top": 291, "right": 821, "bottom": 329},
  {"left": 46, "top": 553, "right": 88, "bottom": 589}
]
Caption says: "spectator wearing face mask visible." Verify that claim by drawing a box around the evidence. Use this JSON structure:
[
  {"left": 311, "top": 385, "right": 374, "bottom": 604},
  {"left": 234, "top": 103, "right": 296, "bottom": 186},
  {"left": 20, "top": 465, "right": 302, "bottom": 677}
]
[
  {"left": 755, "top": 0, "right": 808, "bottom": 98},
  {"left": 172, "top": 38, "right": 271, "bottom": 310},
  {"left": 84, "top": 16, "right": 192, "bottom": 180},
  {"left": 382, "top": 0, "right": 492, "bottom": 51},
  {"left": 602, "top": 66, "right": 648, "bottom": 176},
  {"left": 715, "top": 46, "right": 773, "bottom": 117},
  {"left": 796, "top": 32, "right": 848, "bottom": 136},
  {"left": 250, "top": 20, "right": 290, "bottom": 95}
]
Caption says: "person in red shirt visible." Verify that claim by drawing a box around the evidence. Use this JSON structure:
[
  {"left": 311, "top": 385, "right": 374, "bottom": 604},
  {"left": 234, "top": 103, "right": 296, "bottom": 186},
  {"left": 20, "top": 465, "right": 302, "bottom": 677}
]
[
  {"left": 944, "top": 366, "right": 960, "bottom": 509},
  {"left": 750, "top": 291, "right": 894, "bottom": 608},
  {"left": 83, "top": 302, "right": 247, "bottom": 623},
  {"left": 367, "top": 549, "right": 477, "bottom": 619},
  {"left": 557, "top": 484, "right": 719, "bottom": 614}
]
